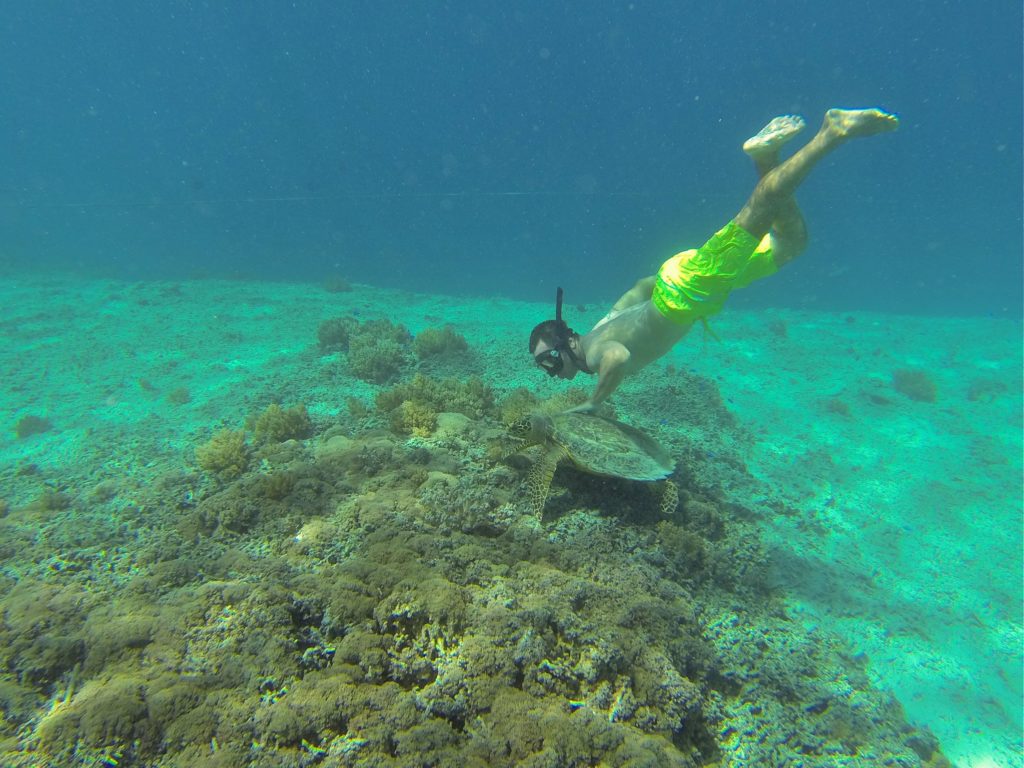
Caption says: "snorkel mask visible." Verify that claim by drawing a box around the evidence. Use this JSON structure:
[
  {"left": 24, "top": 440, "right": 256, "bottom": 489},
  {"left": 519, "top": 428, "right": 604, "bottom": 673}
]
[{"left": 533, "top": 287, "right": 576, "bottom": 377}]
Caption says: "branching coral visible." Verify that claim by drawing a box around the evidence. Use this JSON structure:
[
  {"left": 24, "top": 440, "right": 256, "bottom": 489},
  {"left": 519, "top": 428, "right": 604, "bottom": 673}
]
[
  {"left": 376, "top": 373, "right": 496, "bottom": 435},
  {"left": 392, "top": 400, "right": 438, "bottom": 437},
  {"left": 349, "top": 337, "right": 412, "bottom": 384},
  {"left": 347, "top": 320, "right": 414, "bottom": 383},
  {"left": 317, "top": 316, "right": 359, "bottom": 352},
  {"left": 250, "top": 403, "right": 313, "bottom": 444},
  {"left": 413, "top": 324, "right": 469, "bottom": 360},
  {"left": 195, "top": 428, "right": 250, "bottom": 479},
  {"left": 318, "top": 316, "right": 415, "bottom": 383}
]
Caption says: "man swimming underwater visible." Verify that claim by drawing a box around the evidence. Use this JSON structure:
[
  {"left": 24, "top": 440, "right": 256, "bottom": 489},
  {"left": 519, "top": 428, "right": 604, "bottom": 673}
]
[{"left": 529, "top": 107, "right": 899, "bottom": 411}]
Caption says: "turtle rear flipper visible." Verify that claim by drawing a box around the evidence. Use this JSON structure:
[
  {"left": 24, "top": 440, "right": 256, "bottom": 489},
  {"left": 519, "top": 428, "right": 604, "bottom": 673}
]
[{"left": 527, "top": 446, "right": 564, "bottom": 517}]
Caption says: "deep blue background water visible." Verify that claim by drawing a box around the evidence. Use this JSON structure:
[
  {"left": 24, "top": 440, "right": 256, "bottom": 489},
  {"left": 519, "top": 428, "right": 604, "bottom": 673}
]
[{"left": 1, "top": 1, "right": 1020, "bottom": 316}]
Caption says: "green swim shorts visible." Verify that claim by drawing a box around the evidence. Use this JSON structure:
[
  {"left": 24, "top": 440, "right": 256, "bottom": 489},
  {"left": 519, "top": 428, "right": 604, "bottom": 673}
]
[{"left": 652, "top": 220, "right": 777, "bottom": 323}]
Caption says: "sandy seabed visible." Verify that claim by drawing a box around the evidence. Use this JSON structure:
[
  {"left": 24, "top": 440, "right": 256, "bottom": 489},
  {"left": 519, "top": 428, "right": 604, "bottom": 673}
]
[{"left": 0, "top": 275, "right": 1019, "bottom": 767}]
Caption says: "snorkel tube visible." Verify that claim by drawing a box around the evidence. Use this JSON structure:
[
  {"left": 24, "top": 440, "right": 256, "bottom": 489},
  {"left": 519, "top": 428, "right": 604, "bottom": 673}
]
[
  {"left": 553, "top": 286, "right": 588, "bottom": 371},
  {"left": 554, "top": 286, "right": 574, "bottom": 347}
]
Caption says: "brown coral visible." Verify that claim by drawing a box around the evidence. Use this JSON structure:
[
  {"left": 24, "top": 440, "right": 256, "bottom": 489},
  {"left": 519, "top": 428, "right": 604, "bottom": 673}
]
[
  {"left": 195, "top": 428, "right": 250, "bottom": 479},
  {"left": 15, "top": 414, "right": 52, "bottom": 439},
  {"left": 892, "top": 368, "right": 938, "bottom": 402},
  {"left": 376, "top": 373, "right": 496, "bottom": 432},
  {"left": 413, "top": 324, "right": 470, "bottom": 360},
  {"left": 251, "top": 403, "right": 313, "bottom": 443},
  {"left": 391, "top": 400, "right": 438, "bottom": 437}
]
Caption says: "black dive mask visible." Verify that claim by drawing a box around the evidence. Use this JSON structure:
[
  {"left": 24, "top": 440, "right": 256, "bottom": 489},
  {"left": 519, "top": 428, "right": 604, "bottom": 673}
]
[{"left": 534, "top": 346, "right": 565, "bottom": 376}]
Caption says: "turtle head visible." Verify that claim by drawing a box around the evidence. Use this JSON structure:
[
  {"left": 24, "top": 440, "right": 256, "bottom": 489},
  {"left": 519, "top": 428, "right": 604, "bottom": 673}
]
[{"left": 507, "top": 413, "right": 553, "bottom": 444}]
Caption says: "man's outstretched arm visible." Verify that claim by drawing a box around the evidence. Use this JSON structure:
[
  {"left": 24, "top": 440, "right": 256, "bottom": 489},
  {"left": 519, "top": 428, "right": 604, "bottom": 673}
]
[{"left": 568, "top": 342, "right": 630, "bottom": 413}]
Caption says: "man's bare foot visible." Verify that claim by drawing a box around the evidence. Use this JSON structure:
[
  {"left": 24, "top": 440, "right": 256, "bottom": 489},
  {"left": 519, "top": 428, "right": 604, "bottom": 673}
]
[
  {"left": 743, "top": 115, "right": 807, "bottom": 161},
  {"left": 824, "top": 107, "right": 900, "bottom": 141}
]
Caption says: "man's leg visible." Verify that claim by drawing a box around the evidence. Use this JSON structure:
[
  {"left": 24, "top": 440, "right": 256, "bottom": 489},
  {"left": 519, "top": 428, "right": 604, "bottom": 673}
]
[
  {"left": 735, "top": 108, "right": 899, "bottom": 243},
  {"left": 742, "top": 115, "right": 809, "bottom": 267}
]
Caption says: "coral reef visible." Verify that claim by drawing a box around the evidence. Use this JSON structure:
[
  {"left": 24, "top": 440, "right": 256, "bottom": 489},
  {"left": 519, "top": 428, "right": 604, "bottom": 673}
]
[
  {"left": 413, "top": 324, "right": 469, "bottom": 360},
  {"left": 195, "top": 428, "right": 250, "bottom": 479},
  {"left": 823, "top": 397, "right": 852, "bottom": 417},
  {"left": 250, "top": 403, "right": 313, "bottom": 444},
  {"left": 316, "top": 316, "right": 359, "bottom": 352},
  {"left": 347, "top": 319, "right": 414, "bottom": 384},
  {"left": 965, "top": 377, "right": 1008, "bottom": 402},
  {"left": 318, "top": 316, "right": 480, "bottom": 384},
  {"left": 376, "top": 373, "right": 496, "bottom": 435},
  {"left": 323, "top": 276, "right": 352, "bottom": 293},
  {"left": 319, "top": 317, "right": 474, "bottom": 384},
  {"left": 0, "top": 366, "right": 949, "bottom": 768},
  {"left": 25, "top": 488, "right": 72, "bottom": 513},
  {"left": 165, "top": 386, "right": 191, "bottom": 405},
  {"left": 14, "top": 415, "right": 52, "bottom": 439},
  {"left": 892, "top": 368, "right": 938, "bottom": 402},
  {"left": 347, "top": 337, "right": 409, "bottom": 384}
]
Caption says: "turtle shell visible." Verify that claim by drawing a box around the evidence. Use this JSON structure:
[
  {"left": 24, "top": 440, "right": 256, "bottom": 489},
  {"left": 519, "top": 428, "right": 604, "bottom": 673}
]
[{"left": 547, "top": 413, "right": 674, "bottom": 481}]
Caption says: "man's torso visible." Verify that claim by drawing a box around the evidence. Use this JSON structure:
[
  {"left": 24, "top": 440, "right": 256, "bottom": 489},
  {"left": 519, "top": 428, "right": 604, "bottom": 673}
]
[{"left": 584, "top": 300, "right": 693, "bottom": 374}]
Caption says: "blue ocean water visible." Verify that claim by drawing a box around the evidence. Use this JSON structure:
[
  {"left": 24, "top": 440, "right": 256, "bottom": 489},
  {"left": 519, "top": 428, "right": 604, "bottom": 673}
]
[
  {"left": 0, "top": 4, "right": 1021, "bottom": 766},
  {"left": 0, "top": 1, "right": 1020, "bottom": 316}
]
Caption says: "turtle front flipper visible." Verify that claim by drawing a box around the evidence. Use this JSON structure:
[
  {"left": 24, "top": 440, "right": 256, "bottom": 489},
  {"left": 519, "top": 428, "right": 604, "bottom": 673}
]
[
  {"left": 659, "top": 480, "right": 679, "bottom": 517},
  {"left": 527, "top": 446, "right": 565, "bottom": 518}
]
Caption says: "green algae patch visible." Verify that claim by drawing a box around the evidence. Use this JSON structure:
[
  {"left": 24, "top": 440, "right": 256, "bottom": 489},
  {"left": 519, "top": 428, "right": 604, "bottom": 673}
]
[
  {"left": 37, "top": 675, "right": 153, "bottom": 751},
  {"left": 81, "top": 603, "right": 159, "bottom": 674},
  {"left": 0, "top": 581, "right": 90, "bottom": 688}
]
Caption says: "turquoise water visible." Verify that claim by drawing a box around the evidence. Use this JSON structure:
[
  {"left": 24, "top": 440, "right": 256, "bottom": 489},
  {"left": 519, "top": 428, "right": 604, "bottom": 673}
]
[
  {"left": 0, "top": 3, "right": 1020, "bottom": 767},
  {"left": 0, "top": 3, "right": 1019, "bottom": 314}
]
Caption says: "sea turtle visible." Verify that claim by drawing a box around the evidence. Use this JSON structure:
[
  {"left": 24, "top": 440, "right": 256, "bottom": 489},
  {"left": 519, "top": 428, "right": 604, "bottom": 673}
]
[{"left": 506, "top": 412, "right": 678, "bottom": 518}]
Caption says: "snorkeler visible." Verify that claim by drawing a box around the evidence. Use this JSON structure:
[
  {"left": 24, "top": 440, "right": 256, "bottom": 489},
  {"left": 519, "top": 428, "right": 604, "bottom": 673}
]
[{"left": 529, "top": 107, "right": 899, "bottom": 412}]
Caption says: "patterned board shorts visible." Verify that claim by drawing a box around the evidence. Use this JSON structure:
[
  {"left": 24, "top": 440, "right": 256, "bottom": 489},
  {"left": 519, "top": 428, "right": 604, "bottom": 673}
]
[{"left": 652, "top": 220, "right": 776, "bottom": 323}]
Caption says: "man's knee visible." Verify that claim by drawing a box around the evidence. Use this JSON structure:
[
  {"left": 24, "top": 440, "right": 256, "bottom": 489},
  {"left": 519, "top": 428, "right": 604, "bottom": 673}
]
[
  {"left": 771, "top": 232, "right": 807, "bottom": 268},
  {"left": 772, "top": 247, "right": 800, "bottom": 268},
  {"left": 734, "top": 205, "right": 772, "bottom": 241}
]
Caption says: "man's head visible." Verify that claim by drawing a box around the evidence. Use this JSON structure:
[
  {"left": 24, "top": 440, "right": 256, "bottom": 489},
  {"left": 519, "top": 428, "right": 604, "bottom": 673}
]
[{"left": 529, "top": 288, "right": 586, "bottom": 379}]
